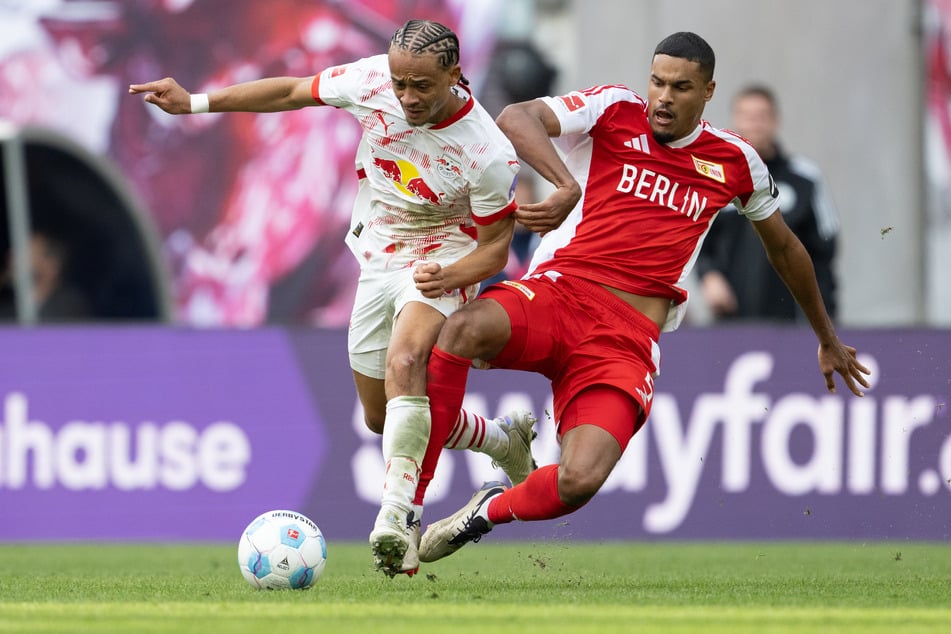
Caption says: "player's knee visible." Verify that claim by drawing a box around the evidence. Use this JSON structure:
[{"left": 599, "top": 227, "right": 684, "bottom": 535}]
[
  {"left": 556, "top": 464, "right": 607, "bottom": 508},
  {"left": 385, "top": 350, "right": 428, "bottom": 387},
  {"left": 386, "top": 350, "right": 424, "bottom": 373},
  {"left": 437, "top": 312, "right": 468, "bottom": 352},
  {"left": 438, "top": 308, "right": 492, "bottom": 358},
  {"left": 363, "top": 412, "right": 385, "bottom": 435}
]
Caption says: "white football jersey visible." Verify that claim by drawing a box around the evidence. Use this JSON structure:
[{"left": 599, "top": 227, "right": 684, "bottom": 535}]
[{"left": 312, "top": 54, "right": 520, "bottom": 270}]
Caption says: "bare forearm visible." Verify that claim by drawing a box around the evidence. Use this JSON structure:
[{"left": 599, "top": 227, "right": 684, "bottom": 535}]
[
  {"left": 769, "top": 241, "right": 837, "bottom": 343},
  {"left": 439, "top": 230, "right": 512, "bottom": 289},
  {"left": 497, "top": 103, "right": 579, "bottom": 193},
  {"left": 209, "top": 77, "right": 313, "bottom": 112},
  {"left": 497, "top": 102, "right": 581, "bottom": 232},
  {"left": 130, "top": 75, "right": 315, "bottom": 115},
  {"left": 753, "top": 212, "right": 869, "bottom": 397}
]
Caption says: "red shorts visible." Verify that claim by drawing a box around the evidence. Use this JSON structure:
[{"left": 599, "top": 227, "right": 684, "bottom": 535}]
[
  {"left": 480, "top": 273, "right": 661, "bottom": 434},
  {"left": 560, "top": 384, "right": 645, "bottom": 450}
]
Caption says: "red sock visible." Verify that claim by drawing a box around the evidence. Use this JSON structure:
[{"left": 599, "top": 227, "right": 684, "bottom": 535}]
[
  {"left": 487, "top": 464, "right": 581, "bottom": 524},
  {"left": 414, "top": 346, "right": 472, "bottom": 505}
]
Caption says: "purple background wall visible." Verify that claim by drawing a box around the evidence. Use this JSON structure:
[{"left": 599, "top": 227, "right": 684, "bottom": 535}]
[{"left": 1, "top": 326, "right": 948, "bottom": 542}]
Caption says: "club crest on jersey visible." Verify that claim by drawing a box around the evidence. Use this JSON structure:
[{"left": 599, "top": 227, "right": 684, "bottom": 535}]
[
  {"left": 435, "top": 155, "right": 463, "bottom": 180},
  {"left": 692, "top": 156, "right": 725, "bottom": 183}
]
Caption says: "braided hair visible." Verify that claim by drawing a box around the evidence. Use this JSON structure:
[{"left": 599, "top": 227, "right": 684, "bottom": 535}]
[{"left": 390, "top": 19, "right": 469, "bottom": 85}]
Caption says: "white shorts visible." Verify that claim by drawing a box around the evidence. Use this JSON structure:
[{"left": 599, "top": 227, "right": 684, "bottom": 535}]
[{"left": 348, "top": 265, "right": 479, "bottom": 379}]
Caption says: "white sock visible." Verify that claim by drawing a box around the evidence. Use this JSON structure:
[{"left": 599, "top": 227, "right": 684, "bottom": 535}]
[
  {"left": 380, "top": 395, "right": 431, "bottom": 511},
  {"left": 443, "top": 409, "right": 509, "bottom": 460}
]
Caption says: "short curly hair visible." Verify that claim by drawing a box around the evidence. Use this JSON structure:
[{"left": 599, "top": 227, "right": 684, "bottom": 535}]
[{"left": 654, "top": 32, "right": 716, "bottom": 82}]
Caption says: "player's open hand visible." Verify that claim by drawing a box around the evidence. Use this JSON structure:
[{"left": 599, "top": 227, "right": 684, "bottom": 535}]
[
  {"left": 818, "top": 341, "right": 871, "bottom": 397},
  {"left": 413, "top": 261, "right": 446, "bottom": 299},
  {"left": 128, "top": 78, "right": 192, "bottom": 115},
  {"left": 515, "top": 183, "right": 581, "bottom": 235}
]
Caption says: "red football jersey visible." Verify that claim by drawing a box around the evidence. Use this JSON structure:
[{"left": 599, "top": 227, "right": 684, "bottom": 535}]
[{"left": 526, "top": 85, "right": 780, "bottom": 330}]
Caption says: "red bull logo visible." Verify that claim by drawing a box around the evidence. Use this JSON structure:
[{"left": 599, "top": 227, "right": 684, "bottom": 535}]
[
  {"left": 373, "top": 157, "right": 444, "bottom": 204},
  {"left": 405, "top": 177, "right": 440, "bottom": 203},
  {"left": 373, "top": 157, "right": 401, "bottom": 181}
]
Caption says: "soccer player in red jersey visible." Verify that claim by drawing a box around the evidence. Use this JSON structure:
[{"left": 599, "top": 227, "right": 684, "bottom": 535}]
[{"left": 415, "top": 31, "right": 871, "bottom": 562}]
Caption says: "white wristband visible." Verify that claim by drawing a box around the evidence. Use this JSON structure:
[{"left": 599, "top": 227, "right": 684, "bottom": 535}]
[{"left": 190, "top": 93, "right": 209, "bottom": 114}]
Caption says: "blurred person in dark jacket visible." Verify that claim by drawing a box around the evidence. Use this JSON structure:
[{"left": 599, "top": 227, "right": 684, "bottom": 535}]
[{"left": 697, "top": 84, "right": 839, "bottom": 323}]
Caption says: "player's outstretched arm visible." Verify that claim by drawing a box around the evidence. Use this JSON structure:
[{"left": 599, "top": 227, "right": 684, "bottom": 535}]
[
  {"left": 752, "top": 212, "right": 871, "bottom": 396},
  {"left": 129, "top": 76, "right": 317, "bottom": 115}
]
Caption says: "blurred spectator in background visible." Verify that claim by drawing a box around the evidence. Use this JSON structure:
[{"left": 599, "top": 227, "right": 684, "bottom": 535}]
[
  {"left": 0, "top": 230, "right": 91, "bottom": 322},
  {"left": 478, "top": 40, "right": 558, "bottom": 286},
  {"left": 696, "top": 84, "right": 840, "bottom": 323},
  {"left": 1, "top": 135, "right": 169, "bottom": 323}
]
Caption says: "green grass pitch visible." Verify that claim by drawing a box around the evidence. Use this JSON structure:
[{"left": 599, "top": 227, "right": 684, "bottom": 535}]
[{"left": 1, "top": 541, "right": 949, "bottom": 633}]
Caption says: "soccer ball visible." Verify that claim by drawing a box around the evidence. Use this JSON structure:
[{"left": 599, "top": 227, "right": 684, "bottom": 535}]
[{"left": 237, "top": 509, "right": 327, "bottom": 590}]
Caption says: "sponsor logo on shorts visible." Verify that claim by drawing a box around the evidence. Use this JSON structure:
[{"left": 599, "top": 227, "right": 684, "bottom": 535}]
[{"left": 500, "top": 280, "right": 535, "bottom": 300}]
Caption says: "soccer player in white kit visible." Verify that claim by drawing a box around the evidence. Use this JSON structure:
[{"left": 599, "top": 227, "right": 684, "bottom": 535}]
[{"left": 130, "top": 19, "right": 538, "bottom": 577}]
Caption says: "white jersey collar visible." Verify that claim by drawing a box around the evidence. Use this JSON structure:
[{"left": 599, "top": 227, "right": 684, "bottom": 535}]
[{"left": 665, "top": 123, "right": 703, "bottom": 149}]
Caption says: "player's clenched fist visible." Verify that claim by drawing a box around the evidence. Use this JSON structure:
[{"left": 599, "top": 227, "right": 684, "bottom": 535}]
[
  {"left": 515, "top": 183, "right": 581, "bottom": 235},
  {"left": 414, "top": 261, "right": 446, "bottom": 298},
  {"left": 128, "top": 78, "right": 192, "bottom": 115}
]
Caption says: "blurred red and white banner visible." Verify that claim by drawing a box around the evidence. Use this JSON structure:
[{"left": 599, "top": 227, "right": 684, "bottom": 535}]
[
  {"left": 0, "top": 0, "right": 503, "bottom": 326},
  {"left": 925, "top": 0, "right": 951, "bottom": 320}
]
